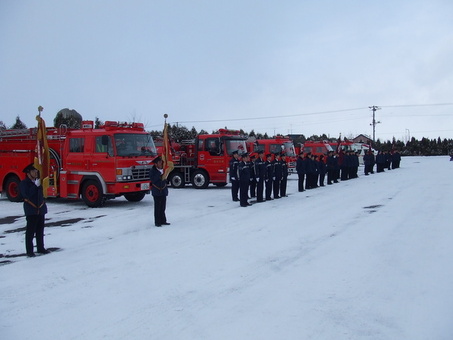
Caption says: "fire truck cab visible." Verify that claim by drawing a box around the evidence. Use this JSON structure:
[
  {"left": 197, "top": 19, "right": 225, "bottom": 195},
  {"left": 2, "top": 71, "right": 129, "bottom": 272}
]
[
  {"left": 247, "top": 136, "right": 297, "bottom": 174},
  {"left": 164, "top": 129, "right": 248, "bottom": 189},
  {"left": 302, "top": 141, "right": 333, "bottom": 159}
]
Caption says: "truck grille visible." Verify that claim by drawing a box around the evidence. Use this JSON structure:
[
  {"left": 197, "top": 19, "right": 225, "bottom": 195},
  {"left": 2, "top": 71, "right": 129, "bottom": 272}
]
[{"left": 132, "top": 167, "right": 151, "bottom": 180}]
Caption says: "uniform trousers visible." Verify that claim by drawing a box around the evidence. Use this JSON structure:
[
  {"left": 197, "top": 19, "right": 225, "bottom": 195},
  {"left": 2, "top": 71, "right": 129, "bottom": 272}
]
[
  {"left": 25, "top": 214, "right": 45, "bottom": 255},
  {"left": 153, "top": 195, "right": 167, "bottom": 226}
]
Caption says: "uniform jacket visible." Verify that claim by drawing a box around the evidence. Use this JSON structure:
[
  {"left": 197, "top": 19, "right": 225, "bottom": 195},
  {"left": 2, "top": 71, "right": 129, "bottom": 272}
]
[
  {"left": 265, "top": 160, "right": 274, "bottom": 181},
  {"left": 296, "top": 157, "right": 306, "bottom": 174},
  {"left": 19, "top": 177, "right": 48, "bottom": 215},
  {"left": 273, "top": 159, "right": 283, "bottom": 180},
  {"left": 150, "top": 165, "right": 168, "bottom": 197},
  {"left": 229, "top": 157, "right": 239, "bottom": 181},
  {"left": 254, "top": 157, "right": 266, "bottom": 181},
  {"left": 281, "top": 159, "right": 288, "bottom": 178},
  {"left": 238, "top": 161, "right": 251, "bottom": 183}
]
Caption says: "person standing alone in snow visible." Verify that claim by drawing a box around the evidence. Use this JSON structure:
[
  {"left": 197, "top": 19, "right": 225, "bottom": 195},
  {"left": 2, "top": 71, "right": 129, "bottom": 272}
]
[
  {"left": 19, "top": 163, "right": 49, "bottom": 257},
  {"left": 149, "top": 156, "right": 170, "bottom": 227}
]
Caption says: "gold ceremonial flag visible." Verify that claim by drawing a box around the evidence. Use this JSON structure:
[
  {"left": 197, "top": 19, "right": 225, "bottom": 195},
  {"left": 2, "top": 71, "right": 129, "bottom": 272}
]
[
  {"left": 161, "top": 115, "right": 174, "bottom": 179},
  {"left": 33, "top": 109, "right": 50, "bottom": 197}
]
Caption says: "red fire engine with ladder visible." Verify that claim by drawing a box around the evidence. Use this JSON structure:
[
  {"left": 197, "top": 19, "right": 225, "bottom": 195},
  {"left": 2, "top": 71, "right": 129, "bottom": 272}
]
[{"left": 0, "top": 118, "right": 158, "bottom": 207}]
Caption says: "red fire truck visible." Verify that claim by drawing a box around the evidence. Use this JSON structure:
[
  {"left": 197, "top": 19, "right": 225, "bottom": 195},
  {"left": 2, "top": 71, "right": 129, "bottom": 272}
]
[
  {"left": 247, "top": 136, "right": 297, "bottom": 174},
  {"left": 0, "top": 120, "right": 157, "bottom": 207},
  {"left": 155, "top": 129, "right": 248, "bottom": 188},
  {"left": 301, "top": 141, "right": 334, "bottom": 158}
]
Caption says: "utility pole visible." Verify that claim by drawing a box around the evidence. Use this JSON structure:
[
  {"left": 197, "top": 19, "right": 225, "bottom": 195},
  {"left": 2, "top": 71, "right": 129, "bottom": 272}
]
[{"left": 369, "top": 105, "right": 381, "bottom": 142}]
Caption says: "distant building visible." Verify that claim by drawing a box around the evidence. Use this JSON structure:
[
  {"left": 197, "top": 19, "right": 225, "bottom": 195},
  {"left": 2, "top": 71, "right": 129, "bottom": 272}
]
[{"left": 352, "top": 134, "right": 372, "bottom": 144}]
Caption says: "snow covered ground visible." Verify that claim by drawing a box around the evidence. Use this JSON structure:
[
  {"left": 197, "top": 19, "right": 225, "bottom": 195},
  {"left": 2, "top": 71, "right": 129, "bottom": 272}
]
[{"left": 1, "top": 156, "right": 452, "bottom": 340}]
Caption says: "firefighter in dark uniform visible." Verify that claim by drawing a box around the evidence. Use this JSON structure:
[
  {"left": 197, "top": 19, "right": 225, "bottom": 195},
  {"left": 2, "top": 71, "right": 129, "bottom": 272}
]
[
  {"left": 326, "top": 150, "right": 335, "bottom": 184},
  {"left": 296, "top": 151, "right": 306, "bottom": 192},
  {"left": 363, "top": 149, "right": 375, "bottom": 175},
  {"left": 254, "top": 150, "right": 266, "bottom": 202},
  {"left": 376, "top": 151, "right": 385, "bottom": 173},
  {"left": 273, "top": 152, "right": 282, "bottom": 199},
  {"left": 19, "top": 163, "right": 49, "bottom": 257},
  {"left": 318, "top": 154, "right": 327, "bottom": 186},
  {"left": 392, "top": 150, "right": 401, "bottom": 169},
  {"left": 280, "top": 153, "right": 289, "bottom": 197},
  {"left": 238, "top": 153, "right": 252, "bottom": 207},
  {"left": 265, "top": 153, "right": 274, "bottom": 200},
  {"left": 249, "top": 154, "right": 257, "bottom": 198},
  {"left": 229, "top": 150, "right": 240, "bottom": 201},
  {"left": 149, "top": 156, "right": 170, "bottom": 227},
  {"left": 305, "top": 152, "right": 316, "bottom": 189}
]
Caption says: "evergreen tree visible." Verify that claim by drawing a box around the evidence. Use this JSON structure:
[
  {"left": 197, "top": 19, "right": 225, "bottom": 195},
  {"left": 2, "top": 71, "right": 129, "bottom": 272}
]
[
  {"left": 190, "top": 127, "right": 198, "bottom": 139},
  {"left": 11, "top": 116, "right": 27, "bottom": 129}
]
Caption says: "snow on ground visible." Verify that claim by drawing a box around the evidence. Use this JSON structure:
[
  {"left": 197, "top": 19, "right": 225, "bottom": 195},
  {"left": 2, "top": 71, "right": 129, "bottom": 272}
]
[{"left": 1, "top": 156, "right": 452, "bottom": 340}]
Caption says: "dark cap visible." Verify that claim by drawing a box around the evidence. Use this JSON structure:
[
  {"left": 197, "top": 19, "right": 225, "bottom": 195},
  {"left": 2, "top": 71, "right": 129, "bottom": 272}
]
[
  {"left": 266, "top": 153, "right": 272, "bottom": 158},
  {"left": 22, "top": 163, "right": 37, "bottom": 173},
  {"left": 241, "top": 153, "right": 249, "bottom": 158},
  {"left": 232, "top": 150, "right": 238, "bottom": 155},
  {"left": 152, "top": 156, "right": 162, "bottom": 164}
]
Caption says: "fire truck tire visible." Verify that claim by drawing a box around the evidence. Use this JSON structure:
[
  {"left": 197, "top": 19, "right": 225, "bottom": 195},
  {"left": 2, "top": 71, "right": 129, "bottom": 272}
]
[
  {"left": 124, "top": 192, "right": 146, "bottom": 202},
  {"left": 214, "top": 182, "right": 228, "bottom": 187},
  {"left": 169, "top": 172, "right": 185, "bottom": 188},
  {"left": 81, "top": 180, "right": 106, "bottom": 208},
  {"left": 192, "top": 170, "right": 209, "bottom": 189},
  {"left": 5, "top": 176, "right": 22, "bottom": 202}
]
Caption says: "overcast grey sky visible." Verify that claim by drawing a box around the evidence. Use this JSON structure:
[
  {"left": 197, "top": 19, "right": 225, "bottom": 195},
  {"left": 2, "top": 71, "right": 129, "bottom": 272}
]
[{"left": 1, "top": 0, "right": 452, "bottom": 141}]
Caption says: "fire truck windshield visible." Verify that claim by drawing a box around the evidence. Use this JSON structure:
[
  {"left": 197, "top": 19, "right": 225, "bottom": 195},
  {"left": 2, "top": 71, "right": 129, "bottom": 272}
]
[
  {"left": 283, "top": 142, "right": 296, "bottom": 157},
  {"left": 225, "top": 139, "right": 247, "bottom": 156},
  {"left": 115, "top": 133, "right": 157, "bottom": 157}
]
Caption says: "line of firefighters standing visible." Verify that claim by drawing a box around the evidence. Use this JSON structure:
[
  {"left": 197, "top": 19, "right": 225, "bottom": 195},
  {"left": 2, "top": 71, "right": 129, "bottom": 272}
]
[{"left": 229, "top": 148, "right": 402, "bottom": 207}]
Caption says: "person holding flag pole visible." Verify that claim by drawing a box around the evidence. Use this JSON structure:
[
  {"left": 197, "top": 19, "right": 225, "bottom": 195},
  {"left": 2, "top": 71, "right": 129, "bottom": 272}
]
[
  {"left": 149, "top": 114, "right": 174, "bottom": 227},
  {"left": 19, "top": 106, "right": 50, "bottom": 257}
]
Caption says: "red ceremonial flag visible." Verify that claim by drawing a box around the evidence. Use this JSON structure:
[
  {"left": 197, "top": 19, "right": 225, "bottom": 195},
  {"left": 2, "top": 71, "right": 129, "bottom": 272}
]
[{"left": 33, "top": 108, "right": 50, "bottom": 197}]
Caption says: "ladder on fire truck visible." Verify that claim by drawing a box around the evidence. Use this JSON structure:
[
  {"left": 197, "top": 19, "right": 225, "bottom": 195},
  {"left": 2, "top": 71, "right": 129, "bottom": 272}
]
[{"left": 0, "top": 128, "right": 37, "bottom": 139}]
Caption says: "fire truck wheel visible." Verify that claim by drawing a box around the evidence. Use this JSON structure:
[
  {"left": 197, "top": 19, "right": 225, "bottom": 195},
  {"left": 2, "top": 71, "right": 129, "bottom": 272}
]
[
  {"left": 192, "top": 170, "right": 209, "bottom": 189},
  {"left": 124, "top": 192, "right": 146, "bottom": 202},
  {"left": 169, "top": 172, "right": 185, "bottom": 188},
  {"left": 214, "top": 182, "right": 227, "bottom": 187},
  {"left": 81, "top": 180, "right": 105, "bottom": 208},
  {"left": 5, "top": 176, "right": 22, "bottom": 202}
]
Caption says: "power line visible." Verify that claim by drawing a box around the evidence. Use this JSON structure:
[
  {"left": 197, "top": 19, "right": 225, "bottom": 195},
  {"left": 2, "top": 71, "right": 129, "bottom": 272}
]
[
  {"left": 381, "top": 103, "right": 453, "bottom": 108},
  {"left": 174, "top": 107, "right": 368, "bottom": 125},
  {"left": 145, "top": 102, "right": 453, "bottom": 129}
]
